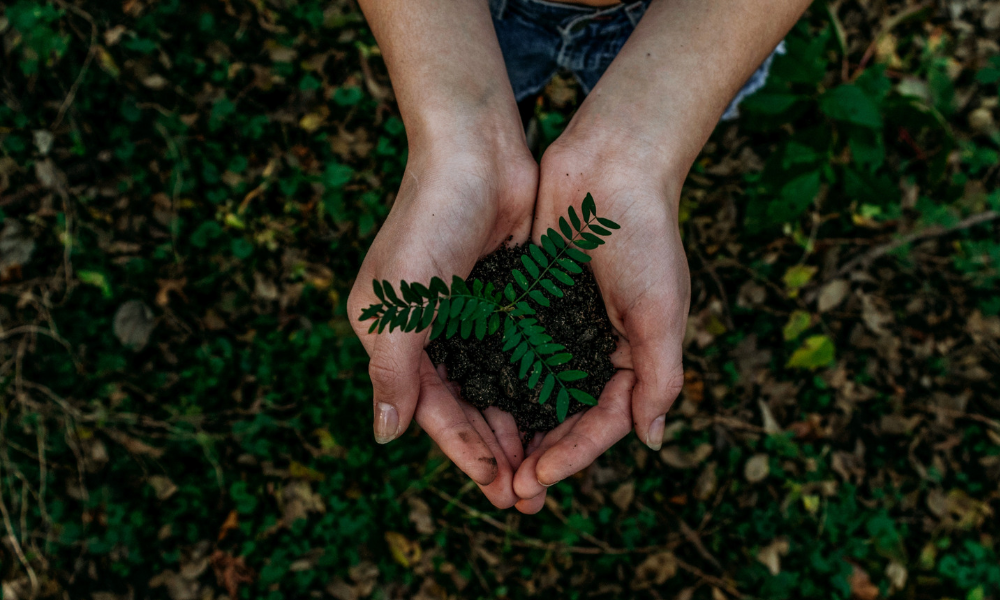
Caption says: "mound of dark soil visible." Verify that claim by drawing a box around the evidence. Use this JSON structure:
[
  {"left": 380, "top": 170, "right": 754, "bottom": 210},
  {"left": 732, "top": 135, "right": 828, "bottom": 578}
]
[{"left": 426, "top": 244, "right": 616, "bottom": 433}]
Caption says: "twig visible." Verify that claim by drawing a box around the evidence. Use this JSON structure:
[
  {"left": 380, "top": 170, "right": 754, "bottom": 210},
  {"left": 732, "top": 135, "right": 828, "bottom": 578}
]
[
  {"left": 51, "top": 0, "right": 98, "bottom": 130},
  {"left": 692, "top": 246, "right": 734, "bottom": 330},
  {"left": 831, "top": 210, "right": 1000, "bottom": 280},
  {"left": 675, "top": 557, "right": 743, "bottom": 599},
  {"left": 0, "top": 459, "right": 39, "bottom": 596}
]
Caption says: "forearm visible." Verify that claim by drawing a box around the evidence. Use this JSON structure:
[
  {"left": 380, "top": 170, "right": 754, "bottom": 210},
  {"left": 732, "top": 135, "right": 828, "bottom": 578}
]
[
  {"left": 562, "top": 0, "right": 810, "bottom": 183},
  {"left": 358, "top": 0, "right": 525, "bottom": 153}
]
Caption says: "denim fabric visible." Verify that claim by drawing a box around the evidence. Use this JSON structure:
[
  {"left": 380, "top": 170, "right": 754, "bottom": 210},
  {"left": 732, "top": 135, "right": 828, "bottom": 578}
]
[{"left": 488, "top": 0, "right": 786, "bottom": 121}]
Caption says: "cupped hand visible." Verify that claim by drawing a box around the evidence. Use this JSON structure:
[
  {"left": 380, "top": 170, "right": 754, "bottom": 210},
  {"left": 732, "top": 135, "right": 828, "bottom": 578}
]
[
  {"left": 512, "top": 136, "right": 691, "bottom": 513},
  {"left": 347, "top": 138, "right": 538, "bottom": 508}
]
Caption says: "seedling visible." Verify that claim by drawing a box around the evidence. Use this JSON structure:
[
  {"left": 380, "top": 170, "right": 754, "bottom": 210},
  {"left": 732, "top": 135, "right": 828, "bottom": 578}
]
[{"left": 358, "top": 194, "right": 619, "bottom": 422}]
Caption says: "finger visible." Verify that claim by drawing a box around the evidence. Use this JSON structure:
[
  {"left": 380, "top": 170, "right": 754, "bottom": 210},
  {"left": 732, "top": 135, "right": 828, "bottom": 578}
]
[
  {"left": 610, "top": 336, "right": 633, "bottom": 370},
  {"left": 512, "top": 412, "right": 585, "bottom": 500},
  {"left": 625, "top": 307, "right": 686, "bottom": 452},
  {"left": 436, "top": 363, "right": 463, "bottom": 403},
  {"left": 413, "top": 355, "right": 499, "bottom": 486},
  {"left": 534, "top": 370, "right": 636, "bottom": 487},
  {"left": 515, "top": 491, "right": 547, "bottom": 515},
  {"left": 484, "top": 407, "right": 525, "bottom": 471},
  {"left": 367, "top": 331, "right": 425, "bottom": 444},
  {"left": 459, "top": 402, "right": 518, "bottom": 509}
]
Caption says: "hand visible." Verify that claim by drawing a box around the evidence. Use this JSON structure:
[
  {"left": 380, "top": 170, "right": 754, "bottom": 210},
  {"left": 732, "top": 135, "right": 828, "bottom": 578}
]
[
  {"left": 347, "top": 134, "right": 538, "bottom": 509},
  {"left": 511, "top": 132, "right": 691, "bottom": 513}
]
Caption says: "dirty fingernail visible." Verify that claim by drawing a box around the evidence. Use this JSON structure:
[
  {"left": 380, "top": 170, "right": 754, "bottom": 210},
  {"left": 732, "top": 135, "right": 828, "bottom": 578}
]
[
  {"left": 539, "top": 480, "right": 557, "bottom": 488},
  {"left": 374, "top": 402, "right": 399, "bottom": 444},
  {"left": 646, "top": 414, "right": 666, "bottom": 451}
]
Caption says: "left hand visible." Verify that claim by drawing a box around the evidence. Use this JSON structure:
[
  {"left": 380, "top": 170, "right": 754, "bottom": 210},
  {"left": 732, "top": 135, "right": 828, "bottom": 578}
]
[{"left": 510, "top": 127, "right": 691, "bottom": 513}]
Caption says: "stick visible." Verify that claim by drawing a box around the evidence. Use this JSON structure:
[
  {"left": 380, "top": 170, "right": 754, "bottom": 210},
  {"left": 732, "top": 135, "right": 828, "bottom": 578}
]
[{"left": 832, "top": 210, "right": 1000, "bottom": 280}]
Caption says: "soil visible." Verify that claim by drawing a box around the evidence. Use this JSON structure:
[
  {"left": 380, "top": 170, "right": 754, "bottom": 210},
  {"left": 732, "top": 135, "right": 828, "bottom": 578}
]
[{"left": 426, "top": 244, "right": 617, "bottom": 434}]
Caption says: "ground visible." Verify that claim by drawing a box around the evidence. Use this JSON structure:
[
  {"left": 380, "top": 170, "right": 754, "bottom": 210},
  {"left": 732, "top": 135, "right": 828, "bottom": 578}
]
[{"left": 0, "top": 1, "right": 999, "bottom": 599}]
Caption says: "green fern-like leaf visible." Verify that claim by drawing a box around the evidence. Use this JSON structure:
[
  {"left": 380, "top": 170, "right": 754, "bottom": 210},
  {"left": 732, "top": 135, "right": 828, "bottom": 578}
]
[{"left": 356, "top": 195, "right": 620, "bottom": 422}]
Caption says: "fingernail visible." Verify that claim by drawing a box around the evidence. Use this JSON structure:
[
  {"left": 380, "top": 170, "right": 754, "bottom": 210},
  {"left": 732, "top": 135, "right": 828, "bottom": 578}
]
[
  {"left": 646, "top": 414, "right": 666, "bottom": 451},
  {"left": 539, "top": 480, "right": 557, "bottom": 488},
  {"left": 374, "top": 402, "right": 399, "bottom": 444}
]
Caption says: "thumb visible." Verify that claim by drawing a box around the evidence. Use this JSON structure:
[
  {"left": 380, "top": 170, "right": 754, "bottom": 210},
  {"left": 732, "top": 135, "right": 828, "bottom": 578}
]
[
  {"left": 368, "top": 331, "right": 424, "bottom": 444},
  {"left": 626, "top": 301, "right": 686, "bottom": 452}
]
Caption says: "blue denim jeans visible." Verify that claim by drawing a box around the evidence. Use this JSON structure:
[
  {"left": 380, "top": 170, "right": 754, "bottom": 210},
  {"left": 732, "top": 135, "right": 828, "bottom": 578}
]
[{"left": 489, "top": 0, "right": 785, "bottom": 120}]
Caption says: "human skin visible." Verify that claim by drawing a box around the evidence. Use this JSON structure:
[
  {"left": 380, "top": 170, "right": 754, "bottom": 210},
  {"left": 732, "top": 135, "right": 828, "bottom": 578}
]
[{"left": 349, "top": 0, "right": 811, "bottom": 513}]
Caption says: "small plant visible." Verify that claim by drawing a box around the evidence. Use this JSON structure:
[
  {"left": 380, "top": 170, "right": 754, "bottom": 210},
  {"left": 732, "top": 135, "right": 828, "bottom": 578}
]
[{"left": 358, "top": 194, "right": 619, "bottom": 422}]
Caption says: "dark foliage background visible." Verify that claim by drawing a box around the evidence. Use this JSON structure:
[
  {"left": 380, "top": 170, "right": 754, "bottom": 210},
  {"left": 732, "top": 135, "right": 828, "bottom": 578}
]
[{"left": 1, "top": 0, "right": 999, "bottom": 599}]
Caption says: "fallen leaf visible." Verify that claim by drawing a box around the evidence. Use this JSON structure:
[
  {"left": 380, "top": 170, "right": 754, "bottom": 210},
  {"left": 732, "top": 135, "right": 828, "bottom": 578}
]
[
  {"left": 783, "top": 310, "right": 812, "bottom": 341},
  {"left": 210, "top": 550, "right": 254, "bottom": 600},
  {"left": 611, "top": 481, "right": 635, "bottom": 510},
  {"left": 113, "top": 300, "right": 156, "bottom": 350},
  {"left": 217, "top": 510, "right": 239, "bottom": 542},
  {"left": 148, "top": 475, "right": 178, "bottom": 500},
  {"left": 0, "top": 220, "right": 35, "bottom": 279},
  {"left": 783, "top": 265, "right": 817, "bottom": 298},
  {"left": 759, "top": 400, "right": 782, "bottom": 435},
  {"left": 885, "top": 560, "right": 907, "bottom": 590},
  {"left": 848, "top": 563, "right": 879, "bottom": 600},
  {"left": 756, "top": 538, "right": 789, "bottom": 575},
  {"left": 156, "top": 278, "right": 187, "bottom": 307},
  {"left": 142, "top": 74, "right": 169, "bottom": 89},
  {"left": 660, "top": 444, "right": 713, "bottom": 469},
  {"left": 385, "top": 531, "right": 421, "bottom": 568},
  {"left": 744, "top": 454, "right": 770, "bottom": 483},
  {"left": 407, "top": 497, "right": 435, "bottom": 535},
  {"left": 633, "top": 552, "right": 677, "bottom": 588},
  {"left": 786, "top": 335, "right": 836, "bottom": 369}
]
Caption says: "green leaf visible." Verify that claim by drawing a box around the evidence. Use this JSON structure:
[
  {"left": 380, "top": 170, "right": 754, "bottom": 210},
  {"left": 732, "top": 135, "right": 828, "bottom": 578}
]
[
  {"left": 359, "top": 304, "right": 382, "bottom": 321},
  {"left": 819, "top": 84, "right": 883, "bottom": 129},
  {"left": 383, "top": 281, "right": 406, "bottom": 307},
  {"left": 556, "top": 388, "right": 569, "bottom": 422},
  {"left": 589, "top": 224, "right": 611, "bottom": 236},
  {"left": 503, "top": 331, "right": 522, "bottom": 352},
  {"left": 564, "top": 247, "right": 591, "bottom": 263},
  {"left": 582, "top": 193, "right": 596, "bottom": 220},
  {"left": 511, "top": 341, "right": 529, "bottom": 362},
  {"left": 400, "top": 282, "right": 419, "bottom": 303},
  {"left": 529, "top": 290, "right": 550, "bottom": 307},
  {"left": 783, "top": 265, "right": 818, "bottom": 298},
  {"left": 540, "top": 375, "right": 555, "bottom": 404},
  {"left": 521, "top": 255, "right": 540, "bottom": 278},
  {"left": 429, "top": 319, "right": 445, "bottom": 340},
  {"left": 527, "top": 362, "right": 542, "bottom": 388},
  {"left": 596, "top": 217, "right": 620, "bottom": 230},
  {"left": 420, "top": 300, "right": 437, "bottom": 329},
  {"left": 574, "top": 238, "right": 599, "bottom": 250},
  {"left": 536, "top": 343, "right": 564, "bottom": 355},
  {"left": 404, "top": 307, "right": 422, "bottom": 332},
  {"left": 514, "top": 302, "right": 535, "bottom": 316},
  {"left": 391, "top": 307, "right": 410, "bottom": 331},
  {"left": 460, "top": 317, "right": 473, "bottom": 339},
  {"left": 559, "top": 217, "right": 573, "bottom": 239},
  {"left": 540, "top": 279, "right": 564, "bottom": 297},
  {"left": 529, "top": 244, "right": 549, "bottom": 268},
  {"left": 451, "top": 275, "right": 469, "bottom": 295},
  {"left": 546, "top": 353, "right": 572, "bottom": 366},
  {"left": 79, "top": 270, "right": 113, "bottom": 298},
  {"left": 783, "top": 310, "right": 813, "bottom": 341},
  {"left": 548, "top": 229, "right": 567, "bottom": 248},
  {"left": 411, "top": 282, "right": 430, "bottom": 298},
  {"left": 558, "top": 259, "right": 583, "bottom": 274},
  {"left": 551, "top": 269, "right": 574, "bottom": 285},
  {"left": 786, "top": 335, "right": 836, "bottom": 369},
  {"left": 557, "top": 370, "right": 587, "bottom": 382},
  {"left": 369, "top": 321, "right": 379, "bottom": 334},
  {"left": 504, "top": 283, "right": 516, "bottom": 301},
  {"left": 488, "top": 313, "right": 500, "bottom": 335},
  {"left": 446, "top": 317, "right": 461, "bottom": 338},
  {"left": 541, "top": 235, "right": 558, "bottom": 257},
  {"left": 436, "top": 299, "right": 451, "bottom": 324},
  {"left": 568, "top": 206, "right": 582, "bottom": 231},
  {"left": 373, "top": 280, "right": 385, "bottom": 301},
  {"left": 569, "top": 389, "right": 597, "bottom": 405},
  {"left": 518, "top": 351, "right": 534, "bottom": 379},
  {"left": 473, "top": 279, "right": 483, "bottom": 295},
  {"left": 512, "top": 269, "right": 530, "bottom": 291},
  {"left": 449, "top": 297, "right": 466, "bottom": 318},
  {"left": 430, "top": 277, "right": 448, "bottom": 296},
  {"left": 474, "top": 316, "right": 486, "bottom": 340},
  {"left": 460, "top": 299, "right": 479, "bottom": 320}
]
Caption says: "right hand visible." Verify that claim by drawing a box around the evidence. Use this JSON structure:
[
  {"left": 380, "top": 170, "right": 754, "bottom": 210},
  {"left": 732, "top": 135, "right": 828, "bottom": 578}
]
[{"left": 347, "top": 134, "right": 538, "bottom": 508}]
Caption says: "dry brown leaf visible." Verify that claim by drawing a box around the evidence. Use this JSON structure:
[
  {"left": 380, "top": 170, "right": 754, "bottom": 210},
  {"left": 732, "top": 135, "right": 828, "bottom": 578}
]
[
  {"left": 848, "top": 563, "right": 879, "bottom": 600},
  {"left": 633, "top": 552, "right": 678, "bottom": 588},
  {"left": 113, "top": 300, "right": 156, "bottom": 350},
  {"left": 744, "top": 454, "right": 770, "bottom": 483},
  {"left": 407, "top": 497, "right": 435, "bottom": 535},
  {"left": 818, "top": 279, "right": 850, "bottom": 312},
  {"left": 217, "top": 510, "right": 239, "bottom": 542},
  {"left": 156, "top": 278, "right": 187, "bottom": 307},
  {"left": 210, "top": 550, "right": 254, "bottom": 600},
  {"left": 611, "top": 481, "right": 635, "bottom": 510},
  {"left": 756, "top": 538, "right": 790, "bottom": 575},
  {"left": 660, "top": 444, "right": 713, "bottom": 469},
  {"left": 385, "top": 532, "right": 421, "bottom": 568}
]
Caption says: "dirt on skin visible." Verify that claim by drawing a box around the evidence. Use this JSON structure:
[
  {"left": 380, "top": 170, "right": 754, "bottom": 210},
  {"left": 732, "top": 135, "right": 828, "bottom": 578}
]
[{"left": 426, "top": 243, "right": 617, "bottom": 434}]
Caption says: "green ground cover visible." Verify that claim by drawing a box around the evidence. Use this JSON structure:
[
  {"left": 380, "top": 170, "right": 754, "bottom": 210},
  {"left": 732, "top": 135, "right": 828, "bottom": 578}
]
[{"left": 1, "top": 1, "right": 999, "bottom": 598}]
